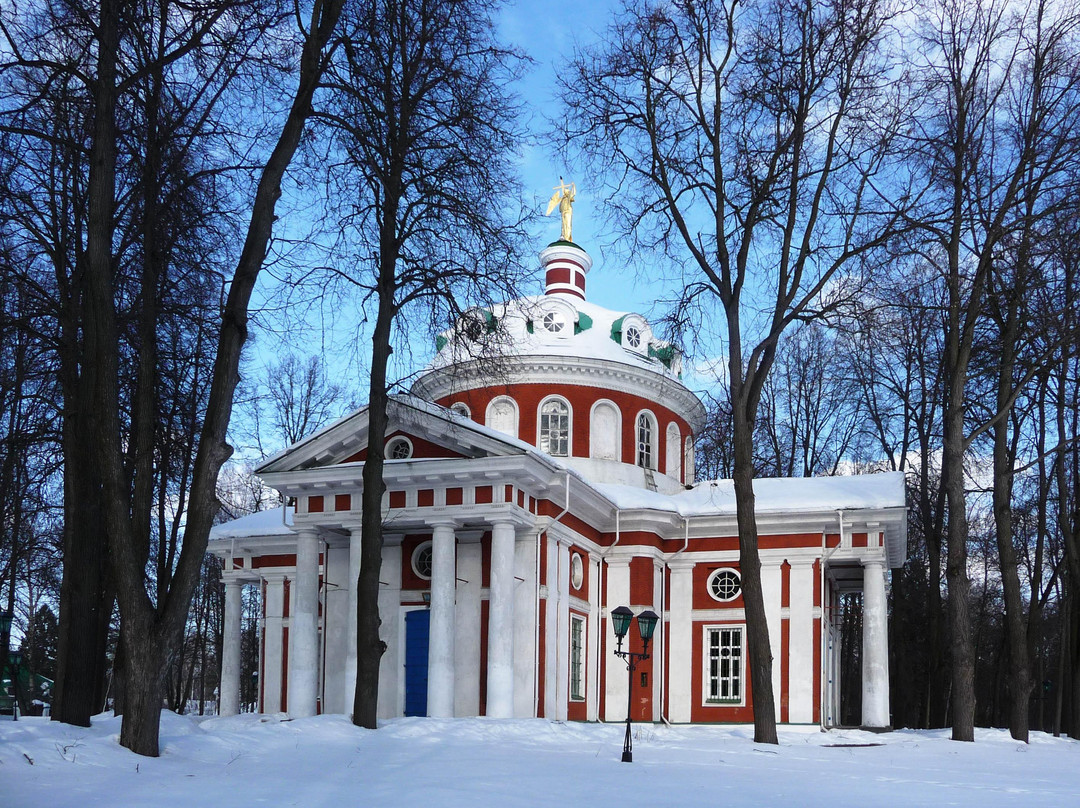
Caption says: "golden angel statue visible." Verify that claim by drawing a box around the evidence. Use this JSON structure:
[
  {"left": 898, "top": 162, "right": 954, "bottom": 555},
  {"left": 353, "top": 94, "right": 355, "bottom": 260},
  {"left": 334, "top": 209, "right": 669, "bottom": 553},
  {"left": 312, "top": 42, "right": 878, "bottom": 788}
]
[{"left": 546, "top": 178, "right": 576, "bottom": 242}]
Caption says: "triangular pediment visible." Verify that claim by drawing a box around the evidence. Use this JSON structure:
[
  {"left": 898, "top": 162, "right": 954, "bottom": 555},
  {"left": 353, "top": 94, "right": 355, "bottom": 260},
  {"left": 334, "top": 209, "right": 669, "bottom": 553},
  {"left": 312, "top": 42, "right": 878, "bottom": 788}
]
[{"left": 255, "top": 395, "right": 528, "bottom": 474}]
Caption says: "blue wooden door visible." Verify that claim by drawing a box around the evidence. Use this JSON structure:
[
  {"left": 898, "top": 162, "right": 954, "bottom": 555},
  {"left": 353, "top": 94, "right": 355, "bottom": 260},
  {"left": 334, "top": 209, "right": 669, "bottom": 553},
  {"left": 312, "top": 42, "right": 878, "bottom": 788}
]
[{"left": 404, "top": 609, "right": 430, "bottom": 716}]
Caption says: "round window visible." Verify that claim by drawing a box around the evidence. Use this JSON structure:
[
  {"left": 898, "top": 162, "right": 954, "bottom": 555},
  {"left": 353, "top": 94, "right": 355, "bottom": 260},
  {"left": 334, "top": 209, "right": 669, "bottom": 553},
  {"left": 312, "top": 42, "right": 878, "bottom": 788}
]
[
  {"left": 386, "top": 437, "right": 412, "bottom": 460},
  {"left": 625, "top": 325, "right": 642, "bottom": 348},
  {"left": 541, "top": 311, "right": 565, "bottom": 333},
  {"left": 450, "top": 402, "right": 470, "bottom": 418},
  {"left": 571, "top": 553, "right": 584, "bottom": 590},
  {"left": 412, "top": 541, "right": 433, "bottom": 580},
  {"left": 708, "top": 568, "right": 742, "bottom": 602}
]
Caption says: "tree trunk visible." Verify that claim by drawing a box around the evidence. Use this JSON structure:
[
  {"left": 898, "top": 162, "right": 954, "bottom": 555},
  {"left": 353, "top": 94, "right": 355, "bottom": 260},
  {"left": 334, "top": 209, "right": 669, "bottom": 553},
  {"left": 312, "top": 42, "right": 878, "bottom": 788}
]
[
  {"left": 731, "top": 389, "right": 777, "bottom": 744},
  {"left": 352, "top": 213, "right": 398, "bottom": 728}
]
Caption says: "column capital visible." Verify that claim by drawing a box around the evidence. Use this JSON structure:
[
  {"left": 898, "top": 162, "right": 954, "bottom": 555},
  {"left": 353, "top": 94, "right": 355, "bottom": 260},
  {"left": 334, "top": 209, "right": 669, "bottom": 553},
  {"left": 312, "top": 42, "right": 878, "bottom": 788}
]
[{"left": 668, "top": 557, "right": 696, "bottom": 572}]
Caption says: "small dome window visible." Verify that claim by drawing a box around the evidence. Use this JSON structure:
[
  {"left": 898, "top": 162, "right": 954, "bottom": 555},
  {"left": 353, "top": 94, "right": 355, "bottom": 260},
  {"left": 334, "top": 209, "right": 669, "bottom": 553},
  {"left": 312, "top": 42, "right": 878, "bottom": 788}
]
[
  {"left": 450, "top": 402, "right": 471, "bottom": 419},
  {"left": 625, "top": 325, "right": 642, "bottom": 348}
]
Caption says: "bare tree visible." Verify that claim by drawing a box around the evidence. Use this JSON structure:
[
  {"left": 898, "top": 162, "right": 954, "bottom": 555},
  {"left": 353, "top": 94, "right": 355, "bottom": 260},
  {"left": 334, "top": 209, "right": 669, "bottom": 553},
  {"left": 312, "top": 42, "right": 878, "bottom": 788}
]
[
  {"left": 560, "top": 0, "right": 903, "bottom": 742},
  {"left": 315, "top": 0, "right": 530, "bottom": 728}
]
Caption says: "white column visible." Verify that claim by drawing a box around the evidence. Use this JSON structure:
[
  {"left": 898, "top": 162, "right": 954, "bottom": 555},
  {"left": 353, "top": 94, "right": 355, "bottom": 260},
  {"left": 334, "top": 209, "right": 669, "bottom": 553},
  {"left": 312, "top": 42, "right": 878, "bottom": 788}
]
[
  {"left": 262, "top": 577, "right": 284, "bottom": 713},
  {"left": 543, "top": 535, "right": 559, "bottom": 718},
  {"left": 604, "top": 557, "right": 631, "bottom": 722},
  {"left": 288, "top": 528, "right": 320, "bottom": 718},
  {"left": 322, "top": 545, "right": 349, "bottom": 714},
  {"left": 220, "top": 579, "right": 243, "bottom": 717},
  {"left": 377, "top": 539, "right": 402, "bottom": 719},
  {"left": 788, "top": 560, "right": 815, "bottom": 723},
  {"left": 862, "top": 558, "right": 891, "bottom": 728},
  {"left": 667, "top": 561, "right": 694, "bottom": 723},
  {"left": 512, "top": 531, "right": 537, "bottom": 718},
  {"left": 428, "top": 522, "right": 457, "bottom": 717},
  {"left": 344, "top": 524, "right": 362, "bottom": 716},
  {"left": 455, "top": 534, "right": 482, "bottom": 716},
  {"left": 487, "top": 521, "right": 517, "bottom": 718}
]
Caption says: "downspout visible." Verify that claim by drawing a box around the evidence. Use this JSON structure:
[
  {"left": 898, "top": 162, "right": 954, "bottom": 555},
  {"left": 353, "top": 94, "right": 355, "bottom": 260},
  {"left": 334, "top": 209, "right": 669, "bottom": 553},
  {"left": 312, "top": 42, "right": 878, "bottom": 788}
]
[
  {"left": 535, "top": 471, "right": 572, "bottom": 718},
  {"left": 660, "top": 516, "right": 691, "bottom": 727},
  {"left": 821, "top": 510, "right": 844, "bottom": 730}
]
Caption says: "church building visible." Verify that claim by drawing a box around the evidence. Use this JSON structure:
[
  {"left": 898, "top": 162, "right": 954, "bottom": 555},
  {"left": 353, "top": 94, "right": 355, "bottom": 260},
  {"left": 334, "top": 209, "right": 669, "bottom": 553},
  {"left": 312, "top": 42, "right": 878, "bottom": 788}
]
[{"left": 209, "top": 232, "right": 906, "bottom": 729}]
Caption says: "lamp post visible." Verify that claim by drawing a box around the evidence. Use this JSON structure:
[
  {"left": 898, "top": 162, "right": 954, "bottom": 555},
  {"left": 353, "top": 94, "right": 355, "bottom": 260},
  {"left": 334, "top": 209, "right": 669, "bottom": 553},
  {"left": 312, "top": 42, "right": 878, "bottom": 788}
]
[
  {"left": 1, "top": 610, "right": 15, "bottom": 721},
  {"left": 610, "top": 606, "right": 659, "bottom": 763}
]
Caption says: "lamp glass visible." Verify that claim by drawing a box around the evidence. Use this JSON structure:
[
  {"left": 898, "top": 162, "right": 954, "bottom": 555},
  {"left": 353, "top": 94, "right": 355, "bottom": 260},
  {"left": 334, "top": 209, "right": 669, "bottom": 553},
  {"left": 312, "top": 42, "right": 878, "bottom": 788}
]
[
  {"left": 9, "top": 649, "right": 22, "bottom": 668},
  {"left": 636, "top": 610, "right": 660, "bottom": 641},
  {"left": 0, "top": 611, "right": 11, "bottom": 634},
  {"left": 610, "top": 606, "right": 633, "bottom": 639}
]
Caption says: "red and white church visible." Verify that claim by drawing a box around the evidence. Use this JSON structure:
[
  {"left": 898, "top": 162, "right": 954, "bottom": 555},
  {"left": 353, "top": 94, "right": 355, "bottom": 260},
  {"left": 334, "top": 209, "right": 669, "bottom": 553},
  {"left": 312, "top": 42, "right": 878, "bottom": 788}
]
[{"left": 209, "top": 237, "right": 906, "bottom": 729}]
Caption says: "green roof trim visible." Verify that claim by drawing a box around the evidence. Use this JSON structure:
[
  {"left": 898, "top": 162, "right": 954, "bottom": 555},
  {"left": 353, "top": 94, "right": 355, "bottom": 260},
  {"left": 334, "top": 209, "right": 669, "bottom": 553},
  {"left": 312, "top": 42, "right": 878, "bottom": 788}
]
[
  {"left": 483, "top": 309, "right": 497, "bottom": 332},
  {"left": 526, "top": 320, "right": 534, "bottom": 334},
  {"left": 649, "top": 343, "right": 677, "bottom": 368},
  {"left": 610, "top": 314, "right": 627, "bottom": 343},
  {"left": 574, "top": 311, "right": 594, "bottom": 334},
  {"left": 436, "top": 334, "right": 448, "bottom": 352}
]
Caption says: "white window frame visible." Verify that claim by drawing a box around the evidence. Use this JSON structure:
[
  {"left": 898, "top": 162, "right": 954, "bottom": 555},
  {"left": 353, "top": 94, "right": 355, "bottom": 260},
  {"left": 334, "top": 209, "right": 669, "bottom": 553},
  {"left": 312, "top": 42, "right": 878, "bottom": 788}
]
[
  {"left": 702, "top": 624, "right": 745, "bottom": 707},
  {"left": 665, "top": 422, "right": 681, "bottom": 480},
  {"left": 450, "top": 401, "right": 471, "bottom": 419},
  {"left": 411, "top": 540, "right": 434, "bottom": 580},
  {"left": 538, "top": 396, "right": 572, "bottom": 457},
  {"left": 589, "top": 399, "right": 622, "bottom": 461},
  {"left": 684, "top": 436, "right": 696, "bottom": 485},
  {"left": 707, "top": 567, "right": 742, "bottom": 602},
  {"left": 485, "top": 395, "right": 519, "bottom": 438},
  {"left": 570, "top": 613, "right": 586, "bottom": 702},
  {"left": 636, "top": 410, "right": 657, "bottom": 470},
  {"left": 386, "top": 435, "right": 414, "bottom": 460}
]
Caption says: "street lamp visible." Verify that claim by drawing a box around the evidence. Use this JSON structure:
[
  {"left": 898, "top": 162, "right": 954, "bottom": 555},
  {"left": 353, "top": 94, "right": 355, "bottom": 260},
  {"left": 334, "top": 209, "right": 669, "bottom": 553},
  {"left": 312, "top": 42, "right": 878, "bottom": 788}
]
[
  {"left": 610, "top": 606, "right": 659, "bottom": 763},
  {"left": 1, "top": 610, "right": 15, "bottom": 721}
]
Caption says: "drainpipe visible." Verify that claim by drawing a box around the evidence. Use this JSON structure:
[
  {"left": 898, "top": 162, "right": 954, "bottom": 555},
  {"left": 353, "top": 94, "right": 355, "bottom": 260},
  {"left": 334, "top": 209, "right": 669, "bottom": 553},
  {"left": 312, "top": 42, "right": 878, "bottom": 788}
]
[
  {"left": 534, "top": 471, "right": 572, "bottom": 718},
  {"left": 660, "top": 516, "right": 691, "bottom": 727}
]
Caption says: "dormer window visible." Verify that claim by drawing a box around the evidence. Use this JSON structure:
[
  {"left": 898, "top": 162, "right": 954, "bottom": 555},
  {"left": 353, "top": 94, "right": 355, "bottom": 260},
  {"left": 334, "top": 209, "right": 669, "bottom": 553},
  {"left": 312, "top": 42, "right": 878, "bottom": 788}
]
[{"left": 625, "top": 325, "right": 642, "bottom": 348}]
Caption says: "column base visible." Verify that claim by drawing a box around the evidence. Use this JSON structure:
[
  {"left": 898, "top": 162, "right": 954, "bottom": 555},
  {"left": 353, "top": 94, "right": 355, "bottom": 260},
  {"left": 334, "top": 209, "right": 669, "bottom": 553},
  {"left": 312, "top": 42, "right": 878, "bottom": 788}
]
[{"left": 859, "top": 724, "right": 893, "bottom": 733}]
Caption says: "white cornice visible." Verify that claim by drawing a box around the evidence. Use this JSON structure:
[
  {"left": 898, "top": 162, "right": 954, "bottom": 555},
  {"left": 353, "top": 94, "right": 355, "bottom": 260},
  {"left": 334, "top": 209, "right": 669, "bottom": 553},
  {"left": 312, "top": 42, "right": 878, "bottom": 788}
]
[{"left": 412, "top": 355, "right": 706, "bottom": 432}]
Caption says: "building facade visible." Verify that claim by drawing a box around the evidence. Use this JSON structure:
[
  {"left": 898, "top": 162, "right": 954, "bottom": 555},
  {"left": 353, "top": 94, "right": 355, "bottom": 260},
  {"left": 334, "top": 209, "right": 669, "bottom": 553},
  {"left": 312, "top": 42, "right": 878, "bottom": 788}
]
[{"left": 210, "top": 240, "right": 906, "bottom": 728}]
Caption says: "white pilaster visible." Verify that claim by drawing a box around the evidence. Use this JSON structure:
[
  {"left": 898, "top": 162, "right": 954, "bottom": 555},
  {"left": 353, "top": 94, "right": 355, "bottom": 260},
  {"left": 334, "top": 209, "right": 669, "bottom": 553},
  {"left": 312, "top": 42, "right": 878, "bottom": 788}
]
[
  {"left": 344, "top": 524, "right": 362, "bottom": 716},
  {"left": 262, "top": 577, "right": 284, "bottom": 713},
  {"left": 761, "top": 560, "right": 783, "bottom": 722},
  {"left": 455, "top": 534, "right": 482, "bottom": 716},
  {"left": 667, "top": 561, "right": 694, "bottom": 723},
  {"left": 487, "top": 521, "right": 516, "bottom": 718},
  {"left": 428, "top": 522, "right": 457, "bottom": 717},
  {"left": 603, "top": 557, "right": 631, "bottom": 722},
  {"left": 861, "top": 558, "right": 891, "bottom": 728},
  {"left": 788, "top": 560, "right": 815, "bottom": 723},
  {"left": 288, "top": 528, "right": 320, "bottom": 717},
  {"left": 377, "top": 539, "right": 403, "bottom": 719},
  {"left": 513, "top": 532, "right": 537, "bottom": 718},
  {"left": 555, "top": 538, "right": 571, "bottom": 721},
  {"left": 543, "top": 534, "right": 559, "bottom": 719},
  {"left": 586, "top": 554, "right": 600, "bottom": 721},
  {"left": 220, "top": 579, "right": 243, "bottom": 717}
]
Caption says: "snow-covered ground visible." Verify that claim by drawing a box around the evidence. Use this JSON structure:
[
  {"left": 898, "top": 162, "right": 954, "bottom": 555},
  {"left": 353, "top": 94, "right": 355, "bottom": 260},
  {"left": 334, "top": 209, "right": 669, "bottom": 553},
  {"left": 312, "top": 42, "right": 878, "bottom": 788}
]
[{"left": 2, "top": 713, "right": 1077, "bottom": 807}]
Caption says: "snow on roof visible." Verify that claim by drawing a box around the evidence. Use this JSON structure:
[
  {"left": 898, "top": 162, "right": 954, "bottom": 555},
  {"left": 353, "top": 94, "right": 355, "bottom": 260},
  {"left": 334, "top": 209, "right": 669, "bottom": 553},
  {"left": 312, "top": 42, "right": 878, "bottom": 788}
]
[
  {"left": 210, "top": 506, "right": 294, "bottom": 539},
  {"left": 421, "top": 294, "right": 685, "bottom": 383},
  {"left": 595, "top": 471, "right": 907, "bottom": 518}
]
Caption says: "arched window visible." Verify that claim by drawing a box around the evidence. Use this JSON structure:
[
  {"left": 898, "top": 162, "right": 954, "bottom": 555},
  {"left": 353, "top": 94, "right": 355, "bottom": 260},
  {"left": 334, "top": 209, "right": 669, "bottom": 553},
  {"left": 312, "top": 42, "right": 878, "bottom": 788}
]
[
  {"left": 486, "top": 396, "right": 518, "bottom": 438},
  {"left": 636, "top": 411, "right": 657, "bottom": 470},
  {"left": 684, "top": 437, "right": 696, "bottom": 485},
  {"left": 539, "top": 398, "right": 570, "bottom": 457},
  {"left": 450, "top": 401, "right": 471, "bottom": 419},
  {"left": 590, "top": 400, "right": 621, "bottom": 461},
  {"left": 666, "top": 422, "right": 681, "bottom": 480}
]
